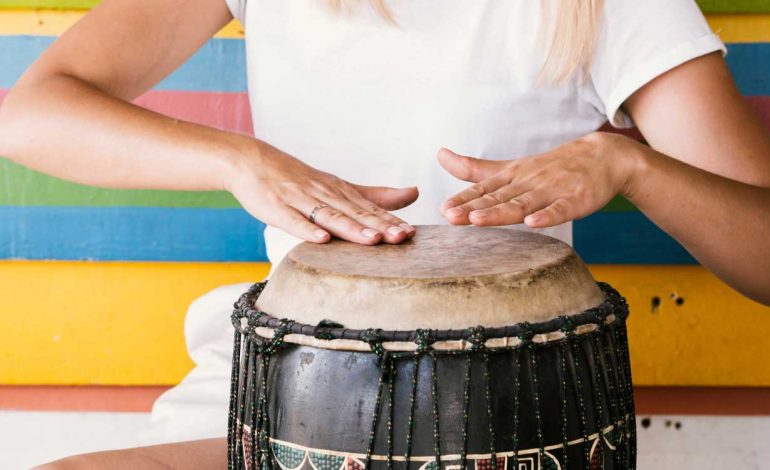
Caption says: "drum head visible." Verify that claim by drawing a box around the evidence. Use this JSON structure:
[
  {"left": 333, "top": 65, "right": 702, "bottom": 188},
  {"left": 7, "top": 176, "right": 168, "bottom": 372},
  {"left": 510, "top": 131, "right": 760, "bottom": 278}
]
[{"left": 256, "top": 225, "right": 603, "bottom": 330}]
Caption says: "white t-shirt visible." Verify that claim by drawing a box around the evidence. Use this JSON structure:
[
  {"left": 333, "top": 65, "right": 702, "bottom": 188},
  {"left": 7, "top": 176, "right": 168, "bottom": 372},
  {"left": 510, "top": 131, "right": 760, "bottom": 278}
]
[{"left": 224, "top": 0, "right": 724, "bottom": 270}]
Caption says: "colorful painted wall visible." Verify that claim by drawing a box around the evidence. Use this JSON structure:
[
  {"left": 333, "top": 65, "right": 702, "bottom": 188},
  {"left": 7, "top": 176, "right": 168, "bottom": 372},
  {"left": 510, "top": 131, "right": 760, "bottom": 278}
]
[{"left": 0, "top": 1, "right": 769, "bottom": 395}]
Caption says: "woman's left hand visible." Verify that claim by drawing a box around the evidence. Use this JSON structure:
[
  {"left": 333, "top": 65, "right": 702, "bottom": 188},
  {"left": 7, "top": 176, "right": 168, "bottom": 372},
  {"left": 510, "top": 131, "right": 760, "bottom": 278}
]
[{"left": 439, "top": 132, "right": 643, "bottom": 228}]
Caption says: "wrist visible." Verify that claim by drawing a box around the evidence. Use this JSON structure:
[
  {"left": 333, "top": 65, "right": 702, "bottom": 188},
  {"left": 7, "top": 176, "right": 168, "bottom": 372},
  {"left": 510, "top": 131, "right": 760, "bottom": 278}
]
[
  {"left": 618, "top": 137, "right": 653, "bottom": 201},
  {"left": 220, "top": 135, "right": 266, "bottom": 193}
]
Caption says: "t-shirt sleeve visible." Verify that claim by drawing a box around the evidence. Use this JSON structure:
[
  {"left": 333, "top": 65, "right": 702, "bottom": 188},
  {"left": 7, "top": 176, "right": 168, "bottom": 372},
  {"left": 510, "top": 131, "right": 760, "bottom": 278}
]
[
  {"left": 590, "top": 0, "right": 726, "bottom": 128},
  {"left": 225, "top": 0, "right": 246, "bottom": 24}
]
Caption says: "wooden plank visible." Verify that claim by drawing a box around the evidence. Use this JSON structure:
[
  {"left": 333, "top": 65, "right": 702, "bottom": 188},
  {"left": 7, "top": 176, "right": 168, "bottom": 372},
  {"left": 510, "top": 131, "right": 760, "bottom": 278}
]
[
  {"left": 1, "top": 0, "right": 769, "bottom": 13},
  {"left": 0, "top": 261, "right": 270, "bottom": 385},
  {"left": 0, "top": 9, "right": 244, "bottom": 37},
  {"left": 0, "top": 206, "right": 267, "bottom": 261},
  {"left": 4, "top": 385, "right": 769, "bottom": 415},
  {"left": 0, "top": 35, "right": 247, "bottom": 91},
  {"left": 0, "top": 207, "right": 691, "bottom": 264},
  {"left": 0, "top": 262, "right": 768, "bottom": 386},
  {"left": 0, "top": 9, "right": 767, "bottom": 43},
  {"left": 591, "top": 265, "right": 770, "bottom": 386}
]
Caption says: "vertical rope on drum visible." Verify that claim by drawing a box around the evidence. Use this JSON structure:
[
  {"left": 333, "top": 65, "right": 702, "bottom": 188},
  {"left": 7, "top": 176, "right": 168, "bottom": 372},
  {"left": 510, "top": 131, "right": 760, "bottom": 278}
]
[
  {"left": 510, "top": 345, "right": 522, "bottom": 470},
  {"left": 618, "top": 323, "right": 637, "bottom": 469},
  {"left": 482, "top": 349, "right": 498, "bottom": 470},
  {"left": 460, "top": 353, "right": 472, "bottom": 470},
  {"left": 363, "top": 329, "right": 387, "bottom": 470},
  {"left": 558, "top": 339, "right": 570, "bottom": 470},
  {"left": 365, "top": 358, "right": 387, "bottom": 470},
  {"left": 430, "top": 350, "right": 442, "bottom": 469},
  {"left": 566, "top": 326, "right": 591, "bottom": 469},
  {"left": 386, "top": 356, "right": 397, "bottom": 470},
  {"left": 263, "top": 355, "right": 276, "bottom": 470},
  {"left": 588, "top": 332, "right": 605, "bottom": 469},
  {"left": 526, "top": 339, "right": 545, "bottom": 465},
  {"left": 250, "top": 348, "right": 259, "bottom": 470},
  {"left": 404, "top": 353, "right": 419, "bottom": 470},
  {"left": 227, "top": 325, "right": 242, "bottom": 470},
  {"left": 606, "top": 324, "right": 628, "bottom": 470},
  {"left": 600, "top": 327, "right": 622, "bottom": 470},
  {"left": 236, "top": 339, "right": 251, "bottom": 470}
]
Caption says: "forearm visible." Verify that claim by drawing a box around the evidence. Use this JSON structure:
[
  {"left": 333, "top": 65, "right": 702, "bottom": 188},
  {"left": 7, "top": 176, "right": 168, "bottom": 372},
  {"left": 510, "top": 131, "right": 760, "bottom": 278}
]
[
  {"left": 0, "top": 73, "right": 255, "bottom": 191},
  {"left": 625, "top": 144, "right": 770, "bottom": 304}
]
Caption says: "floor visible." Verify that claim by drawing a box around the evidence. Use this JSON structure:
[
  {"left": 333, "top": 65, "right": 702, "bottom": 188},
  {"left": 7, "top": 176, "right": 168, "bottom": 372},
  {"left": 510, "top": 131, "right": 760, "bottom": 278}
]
[{"left": 2, "top": 411, "right": 769, "bottom": 469}]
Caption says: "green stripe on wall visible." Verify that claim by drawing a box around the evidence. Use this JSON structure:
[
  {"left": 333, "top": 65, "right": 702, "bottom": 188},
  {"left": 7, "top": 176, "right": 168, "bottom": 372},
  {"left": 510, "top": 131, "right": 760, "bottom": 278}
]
[
  {"left": 0, "top": 151, "right": 641, "bottom": 213},
  {"left": 1, "top": 0, "right": 769, "bottom": 12},
  {"left": 0, "top": 158, "right": 239, "bottom": 208},
  {"left": 697, "top": 0, "right": 770, "bottom": 13},
  {"left": 1, "top": 157, "right": 636, "bottom": 211}
]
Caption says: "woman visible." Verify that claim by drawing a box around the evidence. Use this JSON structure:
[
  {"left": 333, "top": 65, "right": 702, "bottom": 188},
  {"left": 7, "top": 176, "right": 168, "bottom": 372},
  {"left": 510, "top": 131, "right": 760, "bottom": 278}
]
[{"left": 1, "top": 0, "right": 768, "bottom": 467}]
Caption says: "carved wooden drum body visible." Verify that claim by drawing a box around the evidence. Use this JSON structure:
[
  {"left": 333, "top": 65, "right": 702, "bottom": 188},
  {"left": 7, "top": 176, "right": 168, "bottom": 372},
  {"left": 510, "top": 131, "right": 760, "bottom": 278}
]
[{"left": 228, "top": 226, "right": 636, "bottom": 470}]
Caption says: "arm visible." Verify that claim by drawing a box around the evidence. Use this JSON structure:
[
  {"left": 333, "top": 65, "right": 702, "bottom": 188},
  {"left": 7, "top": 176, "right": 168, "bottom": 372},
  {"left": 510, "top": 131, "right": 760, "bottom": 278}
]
[
  {"left": 0, "top": 0, "right": 416, "bottom": 245},
  {"left": 438, "top": 53, "right": 770, "bottom": 305},
  {"left": 622, "top": 52, "right": 770, "bottom": 303}
]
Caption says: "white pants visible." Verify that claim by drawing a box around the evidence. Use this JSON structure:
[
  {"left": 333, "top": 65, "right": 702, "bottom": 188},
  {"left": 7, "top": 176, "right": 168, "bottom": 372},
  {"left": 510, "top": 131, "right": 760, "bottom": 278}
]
[{"left": 141, "top": 282, "right": 255, "bottom": 445}]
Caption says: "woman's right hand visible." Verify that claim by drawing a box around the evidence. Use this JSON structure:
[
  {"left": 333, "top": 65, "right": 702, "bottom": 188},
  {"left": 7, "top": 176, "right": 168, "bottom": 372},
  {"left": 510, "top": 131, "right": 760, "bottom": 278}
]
[{"left": 226, "top": 141, "right": 419, "bottom": 245}]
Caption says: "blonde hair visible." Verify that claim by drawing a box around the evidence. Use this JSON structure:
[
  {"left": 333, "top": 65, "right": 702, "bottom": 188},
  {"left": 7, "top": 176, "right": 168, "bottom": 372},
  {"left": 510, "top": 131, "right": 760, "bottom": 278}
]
[{"left": 327, "top": 0, "right": 604, "bottom": 84}]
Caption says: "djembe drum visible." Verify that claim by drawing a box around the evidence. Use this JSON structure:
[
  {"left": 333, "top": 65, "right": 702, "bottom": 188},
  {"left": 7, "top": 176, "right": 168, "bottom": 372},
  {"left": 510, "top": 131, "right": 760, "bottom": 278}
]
[{"left": 228, "top": 226, "right": 636, "bottom": 470}]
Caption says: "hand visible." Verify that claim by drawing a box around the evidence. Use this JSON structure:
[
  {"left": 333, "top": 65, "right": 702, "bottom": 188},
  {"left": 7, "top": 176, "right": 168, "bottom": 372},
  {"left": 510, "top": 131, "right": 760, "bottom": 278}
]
[
  {"left": 438, "top": 132, "right": 642, "bottom": 227},
  {"left": 225, "top": 141, "right": 418, "bottom": 244}
]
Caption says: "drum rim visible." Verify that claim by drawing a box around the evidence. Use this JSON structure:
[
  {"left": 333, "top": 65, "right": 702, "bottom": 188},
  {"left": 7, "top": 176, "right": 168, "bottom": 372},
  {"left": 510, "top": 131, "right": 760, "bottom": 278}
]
[{"left": 231, "top": 281, "right": 629, "bottom": 344}]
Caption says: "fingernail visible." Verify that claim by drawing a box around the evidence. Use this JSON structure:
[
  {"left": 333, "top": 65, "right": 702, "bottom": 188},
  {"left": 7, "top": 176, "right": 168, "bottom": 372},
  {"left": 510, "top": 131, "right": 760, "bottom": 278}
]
[
  {"left": 314, "top": 229, "right": 328, "bottom": 239},
  {"left": 399, "top": 223, "right": 415, "bottom": 233},
  {"left": 387, "top": 226, "right": 405, "bottom": 236},
  {"left": 525, "top": 214, "right": 541, "bottom": 225},
  {"left": 362, "top": 228, "right": 380, "bottom": 239},
  {"left": 447, "top": 208, "right": 464, "bottom": 218}
]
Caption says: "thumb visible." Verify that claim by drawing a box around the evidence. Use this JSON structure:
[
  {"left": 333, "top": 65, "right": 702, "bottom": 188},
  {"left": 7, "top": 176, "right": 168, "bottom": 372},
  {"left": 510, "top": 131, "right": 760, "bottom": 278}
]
[
  {"left": 354, "top": 185, "right": 419, "bottom": 211},
  {"left": 437, "top": 147, "right": 505, "bottom": 183}
]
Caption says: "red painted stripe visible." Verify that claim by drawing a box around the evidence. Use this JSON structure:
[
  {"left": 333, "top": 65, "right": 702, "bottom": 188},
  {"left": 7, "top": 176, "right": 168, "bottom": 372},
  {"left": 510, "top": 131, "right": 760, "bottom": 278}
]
[
  {"left": 600, "top": 96, "right": 770, "bottom": 139},
  {"left": 2, "top": 385, "right": 769, "bottom": 415},
  {"left": 635, "top": 386, "right": 770, "bottom": 416},
  {"left": 0, "top": 89, "right": 253, "bottom": 135},
  {"left": 0, "top": 385, "right": 169, "bottom": 412}
]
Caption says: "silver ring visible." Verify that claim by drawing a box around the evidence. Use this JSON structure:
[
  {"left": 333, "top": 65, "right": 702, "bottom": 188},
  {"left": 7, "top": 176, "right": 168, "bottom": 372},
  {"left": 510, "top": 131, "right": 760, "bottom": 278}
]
[{"left": 308, "top": 204, "right": 329, "bottom": 224}]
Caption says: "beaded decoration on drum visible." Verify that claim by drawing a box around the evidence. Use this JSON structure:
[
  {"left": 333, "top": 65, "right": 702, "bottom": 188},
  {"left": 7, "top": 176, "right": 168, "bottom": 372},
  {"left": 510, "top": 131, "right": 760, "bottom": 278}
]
[{"left": 228, "top": 282, "right": 636, "bottom": 470}]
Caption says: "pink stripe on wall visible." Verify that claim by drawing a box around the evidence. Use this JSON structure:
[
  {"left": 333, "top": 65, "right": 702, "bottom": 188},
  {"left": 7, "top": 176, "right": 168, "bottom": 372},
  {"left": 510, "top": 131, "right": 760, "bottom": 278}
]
[
  {"left": 0, "top": 89, "right": 253, "bottom": 136},
  {"left": 3, "top": 90, "right": 767, "bottom": 141}
]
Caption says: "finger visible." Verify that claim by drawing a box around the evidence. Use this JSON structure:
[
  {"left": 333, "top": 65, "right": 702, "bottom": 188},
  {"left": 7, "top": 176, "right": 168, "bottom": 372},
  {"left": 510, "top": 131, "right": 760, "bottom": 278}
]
[
  {"left": 344, "top": 193, "right": 416, "bottom": 239},
  {"left": 353, "top": 185, "right": 419, "bottom": 211},
  {"left": 523, "top": 198, "right": 573, "bottom": 228},
  {"left": 441, "top": 175, "right": 511, "bottom": 224},
  {"left": 437, "top": 147, "right": 507, "bottom": 183},
  {"left": 448, "top": 184, "right": 523, "bottom": 219},
  {"left": 265, "top": 207, "right": 332, "bottom": 243},
  {"left": 325, "top": 196, "right": 411, "bottom": 244},
  {"left": 467, "top": 191, "right": 551, "bottom": 227},
  {"left": 291, "top": 196, "right": 384, "bottom": 245}
]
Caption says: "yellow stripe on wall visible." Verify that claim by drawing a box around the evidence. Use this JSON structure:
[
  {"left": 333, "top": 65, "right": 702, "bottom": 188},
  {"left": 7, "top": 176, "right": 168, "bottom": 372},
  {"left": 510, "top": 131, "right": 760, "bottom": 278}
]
[
  {"left": 0, "top": 9, "right": 244, "bottom": 38},
  {"left": 707, "top": 14, "right": 770, "bottom": 43},
  {"left": 590, "top": 265, "right": 770, "bottom": 387},
  {"left": 1, "top": 261, "right": 769, "bottom": 386},
  {"left": 0, "top": 261, "right": 268, "bottom": 385},
  {"left": 0, "top": 10, "right": 768, "bottom": 43}
]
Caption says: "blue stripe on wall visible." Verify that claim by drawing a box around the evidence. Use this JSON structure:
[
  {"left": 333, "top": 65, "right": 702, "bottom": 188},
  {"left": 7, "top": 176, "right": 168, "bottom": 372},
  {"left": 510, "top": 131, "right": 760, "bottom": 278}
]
[
  {"left": 574, "top": 212, "right": 696, "bottom": 265},
  {"left": 0, "top": 206, "right": 266, "bottom": 261},
  {"left": 0, "top": 36, "right": 768, "bottom": 95},
  {"left": 0, "top": 206, "right": 695, "bottom": 264},
  {"left": 725, "top": 43, "right": 770, "bottom": 96},
  {"left": 0, "top": 36, "right": 247, "bottom": 92}
]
